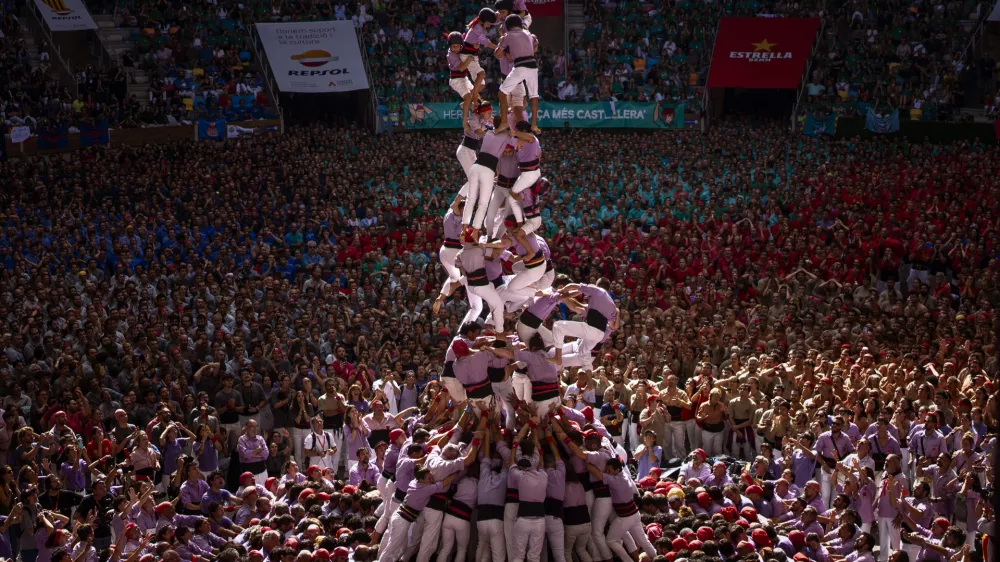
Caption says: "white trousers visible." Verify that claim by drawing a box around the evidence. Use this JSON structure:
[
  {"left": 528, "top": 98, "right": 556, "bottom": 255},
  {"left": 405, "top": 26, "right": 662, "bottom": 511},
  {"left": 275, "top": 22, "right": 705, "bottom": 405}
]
[
  {"left": 469, "top": 283, "right": 505, "bottom": 332},
  {"left": 464, "top": 164, "right": 497, "bottom": 230},
  {"left": 564, "top": 523, "right": 592, "bottom": 562},
  {"left": 504, "top": 503, "right": 519, "bottom": 562},
  {"left": 553, "top": 321, "right": 604, "bottom": 370},
  {"left": 416, "top": 507, "right": 446, "bottom": 562},
  {"left": 291, "top": 426, "right": 310, "bottom": 467},
  {"left": 476, "top": 518, "right": 506, "bottom": 562},
  {"left": 440, "top": 246, "right": 462, "bottom": 287},
  {"left": 512, "top": 517, "right": 546, "bottom": 562},
  {"left": 442, "top": 376, "right": 469, "bottom": 402},
  {"left": 461, "top": 277, "right": 488, "bottom": 329},
  {"left": 517, "top": 322, "right": 553, "bottom": 348},
  {"left": 493, "top": 379, "right": 518, "bottom": 429},
  {"left": 878, "top": 517, "right": 900, "bottom": 562},
  {"left": 520, "top": 216, "right": 542, "bottom": 236},
  {"left": 457, "top": 145, "right": 478, "bottom": 198},
  {"left": 501, "top": 66, "right": 539, "bottom": 99},
  {"left": 667, "top": 421, "right": 687, "bottom": 459},
  {"left": 544, "top": 515, "right": 565, "bottom": 562},
  {"left": 375, "top": 493, "right": 400, "bottom": 535},
  {"left": 327, "top": 429, "right": 347, "bottom": 475},
  {"left": 820, "top": 469, "right": 836, "bottom": 509},
  {"left": 590, "top": 497, "right": 613, "bottom": 560},
  {"left": 377, "top": 475, "right": 396, "bottom": 503},
  {"left": 484, "top": 185, "right": 511, "bottom": 239},
  {"left": 701, "top": 429, "right": 724, "bottom": 458},
  {"left": 439, "top": 514, "right": 471, "bottom": 562},
  {"left": 535, "top": 268, "right": 554, "bottom": 291},
  {"left": 504, "top": 265, "right": 546, "bottom": 303},
  {"left": 685, "top": 419, "right": 701, "bottom": 450},
  {"left": 607, "top": 513, "right": 654, "bottom": 561},
  {"left": 512, "top": 372, "right": 532, "bottom": 403},
  {"left": 451, "top": 77, "right": 474, "bottom": 98},
  {"left": 511, "top": 169, "right": 540, "bottom": 195},
  {"left": 378, "top": 512, "right": 414, "bottom": 562}
]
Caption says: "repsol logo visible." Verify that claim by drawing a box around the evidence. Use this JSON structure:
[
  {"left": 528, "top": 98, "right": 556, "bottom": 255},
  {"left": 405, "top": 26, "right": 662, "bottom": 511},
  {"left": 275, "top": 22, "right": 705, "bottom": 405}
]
[{"left": 288, "top": 69, "right": 351, "bottom": 76}]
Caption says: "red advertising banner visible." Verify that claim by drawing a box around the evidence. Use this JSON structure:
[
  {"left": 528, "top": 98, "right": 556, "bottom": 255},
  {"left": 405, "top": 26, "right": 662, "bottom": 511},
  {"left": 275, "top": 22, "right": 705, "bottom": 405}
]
[
  {"left": 707, "top": 17, "right": 820, "bottom": 89},
  {"left": 526, "top": 0, "right": 562, "bottom": 17}
]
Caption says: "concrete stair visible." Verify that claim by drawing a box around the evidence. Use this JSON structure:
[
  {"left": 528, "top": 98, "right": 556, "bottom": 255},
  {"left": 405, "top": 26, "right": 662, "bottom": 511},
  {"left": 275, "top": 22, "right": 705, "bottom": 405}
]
[
  {"left": 93, "top": 13, "right": 150, "bottom": 106},
  {"left": 567, "top": 1, "right": 585, "bottom": 46}
]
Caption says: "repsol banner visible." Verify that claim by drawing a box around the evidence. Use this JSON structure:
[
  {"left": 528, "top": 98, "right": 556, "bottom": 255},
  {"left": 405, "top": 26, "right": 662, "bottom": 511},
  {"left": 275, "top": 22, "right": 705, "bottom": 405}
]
[
  {"left": 403, "top": 101, "right": 685, "bottom": 129},
  {"left": 256, "top": 21, "right": 369, "bottom": 93},
  {"left": 33, "top": 0, "right": 97, "bottom": 31}
]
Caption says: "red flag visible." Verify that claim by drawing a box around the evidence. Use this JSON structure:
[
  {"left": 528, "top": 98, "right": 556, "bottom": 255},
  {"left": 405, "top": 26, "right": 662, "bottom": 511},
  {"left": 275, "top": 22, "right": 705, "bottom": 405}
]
[{"left": 707, "top": 17, "right": 821, "bottom": 89}]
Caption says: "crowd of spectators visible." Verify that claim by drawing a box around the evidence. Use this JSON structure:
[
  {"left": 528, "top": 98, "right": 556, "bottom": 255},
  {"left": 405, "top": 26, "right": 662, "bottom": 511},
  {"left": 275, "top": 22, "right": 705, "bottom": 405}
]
[
  {"left": 798, "top": 0, "right": 998, "bottom": 121},
  {"left": 0, "top": 117, "right": 997, "bottom": 562}
]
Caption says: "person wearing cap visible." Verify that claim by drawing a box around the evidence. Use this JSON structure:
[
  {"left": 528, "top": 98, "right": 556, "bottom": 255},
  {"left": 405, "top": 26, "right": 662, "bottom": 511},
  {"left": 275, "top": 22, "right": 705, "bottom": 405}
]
[
  {"left": 585, "top": 456, "right": 656, "bottom": 561},
  {"left": 378, "top": 428, "right": 407, "bottom": 501},
  {"left": 677, "top": 449, "right": 710, "bottom": 485},
  {"left": 450, "top": 337, "right": 502, "bottom": 413},
  {"left": 237, "top": 419, "right": 269, "bottom": 486},
  {"left": 552, "top": 279, "right": 618, "bottom": 374}
]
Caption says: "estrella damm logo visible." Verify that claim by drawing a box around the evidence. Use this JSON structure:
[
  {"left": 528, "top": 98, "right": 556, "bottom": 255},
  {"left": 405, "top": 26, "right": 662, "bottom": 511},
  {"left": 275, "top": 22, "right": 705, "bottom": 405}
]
[{"left": 42, "top": 0, "right": 72, "bottom": 15}]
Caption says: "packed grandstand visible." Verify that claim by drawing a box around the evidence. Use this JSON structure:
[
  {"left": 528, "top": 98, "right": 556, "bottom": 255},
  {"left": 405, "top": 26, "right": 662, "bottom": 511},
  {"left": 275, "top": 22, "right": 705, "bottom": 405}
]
[{"left": 0, "top": 2, "right": 998, "bottom": 562}]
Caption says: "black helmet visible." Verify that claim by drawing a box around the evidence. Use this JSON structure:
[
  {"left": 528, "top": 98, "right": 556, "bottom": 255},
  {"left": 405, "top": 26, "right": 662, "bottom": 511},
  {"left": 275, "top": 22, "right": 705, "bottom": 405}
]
[
  {"left": 504, "top": 14, "right": 523, "bottom": 30},
  {"left": 447, "top": 31, "right": 464, "bottom": 46},
  {"left": 477, "top": 7, "right": 498, "bottom": 24},
  {"left": 493, "top": 0, "right": 514, "bottom": 12}
]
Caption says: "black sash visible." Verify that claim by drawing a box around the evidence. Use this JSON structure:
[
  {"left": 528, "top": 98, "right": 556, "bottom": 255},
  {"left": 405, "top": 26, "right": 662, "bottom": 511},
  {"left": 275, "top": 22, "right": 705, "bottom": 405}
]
[
  {"left": 586, "top": 309, "right": 608, "bottom": 331},
  {"left": 517, "top": 501, "right": 544, "bottom": 518},
  {"left": 446, "top": 499, "right": 474, "bottom": 521},
  {"left": 613, "top": 500, "right": 639, "bottom": 517},
  {"left": 243, "top": 461, "right": 266, "bottom": 475},
  {"left": 488, "top": 367, "right": 506, "bottom": 383},
  {"left": 531, "top": 380, "right": 560, "bottom": 401},
  {"left": 520, "top": 311, "right": 543, "bottom": 329},
  {"left": 399, "top": 504, "right": 421, "bottom": 523},
  {"left": 544, "top": 497, "right": 564, "bottom": 518},
  {"left": 513, "top": 56, "right": 537, "bottom": 68},
  {"left": 476, "top": 153, "right": 499, "bottom": 171},
  {"left": 563, "top": 504, "right": 590, "bottom": 525},
  {"left": 461, "top": 137, "right": 482, "bottom": 151},
  {"left": 478, "top": 504, "right": 504, "bottom": 520},
  {"left": 465, "top": 377, "right": 493, "bottom": 399},
  {"left": 467, "top": 268, "right": 489, "bottom": 287}
]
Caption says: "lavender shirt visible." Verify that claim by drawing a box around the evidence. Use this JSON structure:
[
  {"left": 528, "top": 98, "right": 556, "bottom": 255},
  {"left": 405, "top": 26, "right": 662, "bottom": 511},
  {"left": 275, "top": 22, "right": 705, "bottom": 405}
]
[
  {"left": 523, "top": 294, "right": 559, "bottom": 323},
  {"left": 61, "top": 459, "right": 87, "bottom": 490},
  {"left": 514, "top": 348, "right": 558, "bottom": 383},
  {"left": 509, "top": 467, "right": 548, "bottom": 504},
  {"left": 403, "top": 481, "right": 445, "bottom": 510},
  {"left": 579, "top": 284, "right": 617, "bottom": 325},
  {"left": 545, "top": 460, "right": 566, "bottom": 501},
  {"left": 463, "top": 24, "right": 490, "bottom": 50},
  {"left": 498, "top": 28, "right": 534, "bottom": 60},
  {"left": 350, "top": 461, "right": 380, "bottom": 486},
  {"left": 498, "top": 152, "right": 521, "bottom": 179},
  {"left": 443, "top": 210, "right": 463, "bottom": 242},
  {"left": 193, "top": 440, "right": 219, "bottom": 472},
  {"left": 180, "top": 479, "right": 210, "bottom": 506},
  {"left": 237, "top": 434, "right": 268, "bottom": 465},
  {"left": 602, "top": 470, "right": 637, "bottom": 504},
  {"left": 478, "top": 458, "right": 507, "bottom": 506}
]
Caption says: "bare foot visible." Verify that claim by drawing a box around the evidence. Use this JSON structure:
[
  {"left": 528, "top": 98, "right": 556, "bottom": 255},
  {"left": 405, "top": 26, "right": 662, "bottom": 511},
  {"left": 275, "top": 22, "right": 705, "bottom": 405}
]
[{"left": 531, "top": 125, "right": 541, "bottom": 135}]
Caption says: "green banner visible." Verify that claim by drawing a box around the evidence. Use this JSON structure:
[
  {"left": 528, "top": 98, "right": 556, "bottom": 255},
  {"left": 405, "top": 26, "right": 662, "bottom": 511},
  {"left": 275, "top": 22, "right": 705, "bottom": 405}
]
[{"left": 403, "top": 101, "right": 685, "bottom": 130}]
